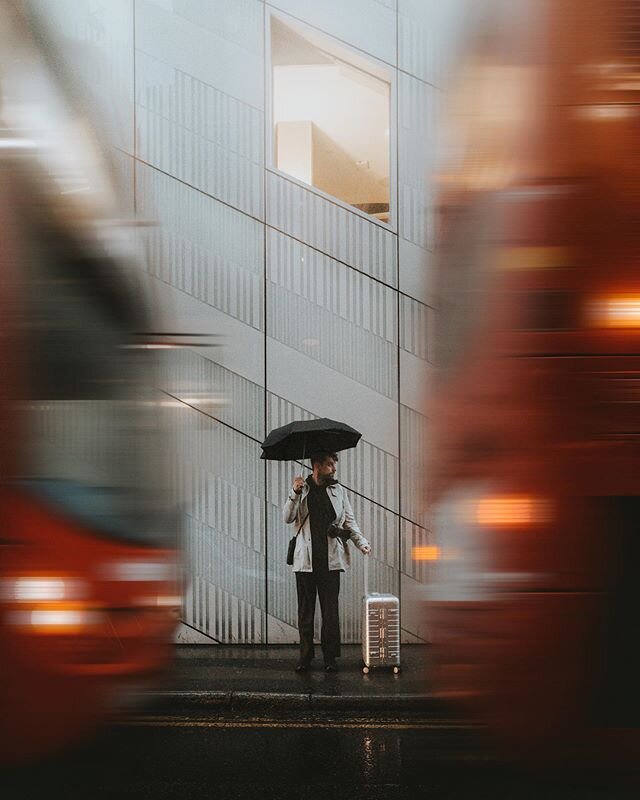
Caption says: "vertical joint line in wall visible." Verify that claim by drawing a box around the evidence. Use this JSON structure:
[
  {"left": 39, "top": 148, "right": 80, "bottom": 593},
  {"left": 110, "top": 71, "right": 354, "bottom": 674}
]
[
  {"left": 132, "top": 0, "right": 137, "bottom": 216},
  {"left": 262, "top": 0, "right": 269, "bottom": 646},
  {"left": 395, "top": 1, "right": 402, "bottom": 616}
]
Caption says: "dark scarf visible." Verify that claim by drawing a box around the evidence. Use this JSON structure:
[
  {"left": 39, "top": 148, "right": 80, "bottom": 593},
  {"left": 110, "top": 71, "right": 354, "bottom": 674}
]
[{"left": 305, "top": 475, "right": 337, "bottom": 571}]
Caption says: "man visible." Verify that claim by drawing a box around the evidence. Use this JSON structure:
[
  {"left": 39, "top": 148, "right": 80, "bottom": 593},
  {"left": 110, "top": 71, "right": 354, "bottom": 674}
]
[{"left": 283, "top": 452, "right": 371, "bottom": 673}]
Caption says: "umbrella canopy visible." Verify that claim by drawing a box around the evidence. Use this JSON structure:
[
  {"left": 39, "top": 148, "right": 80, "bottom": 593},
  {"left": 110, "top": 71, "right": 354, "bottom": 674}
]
[{"left": 260, "top": 418, "right": 362, "bottom": 461}]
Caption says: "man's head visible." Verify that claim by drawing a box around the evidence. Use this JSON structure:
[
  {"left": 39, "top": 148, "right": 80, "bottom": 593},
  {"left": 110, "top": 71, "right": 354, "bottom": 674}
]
[{"left": 310, "top": 452, "right": 339, "bottom": 483}]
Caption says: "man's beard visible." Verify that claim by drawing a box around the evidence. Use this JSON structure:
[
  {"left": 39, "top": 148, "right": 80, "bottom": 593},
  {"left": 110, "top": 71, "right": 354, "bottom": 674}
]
[{"left": 313, "top": 474, "right": 337, "bottom": 487}]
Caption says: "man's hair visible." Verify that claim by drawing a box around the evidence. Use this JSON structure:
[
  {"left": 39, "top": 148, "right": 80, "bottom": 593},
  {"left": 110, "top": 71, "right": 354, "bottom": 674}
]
[{"left": 310, "top": 452, "right": 339, "bottom": 467}]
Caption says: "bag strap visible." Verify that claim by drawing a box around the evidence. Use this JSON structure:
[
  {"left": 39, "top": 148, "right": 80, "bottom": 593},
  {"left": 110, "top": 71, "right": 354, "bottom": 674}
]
[{"left": 295, "top": 512, "right": 309, "bottom": 537}]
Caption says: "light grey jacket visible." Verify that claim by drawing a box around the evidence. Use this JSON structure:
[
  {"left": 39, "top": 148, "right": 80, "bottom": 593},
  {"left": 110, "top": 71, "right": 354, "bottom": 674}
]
[{"left": 283, "top": 481, "right": 369, "bottom": 572}]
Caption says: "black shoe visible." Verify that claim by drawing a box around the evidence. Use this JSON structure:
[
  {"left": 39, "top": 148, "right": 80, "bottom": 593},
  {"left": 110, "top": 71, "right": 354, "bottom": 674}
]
[
  {"left": 295, "top": 661, "right": 311, "bottom": 673},
  {"left": 324, "top": 660, "right": 338, "bottom": 673}
]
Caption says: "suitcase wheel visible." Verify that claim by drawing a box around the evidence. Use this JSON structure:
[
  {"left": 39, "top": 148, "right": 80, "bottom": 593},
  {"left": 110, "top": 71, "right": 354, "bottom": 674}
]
[{"left": 362, "top": 666, "right": 370, "bottom": 674}]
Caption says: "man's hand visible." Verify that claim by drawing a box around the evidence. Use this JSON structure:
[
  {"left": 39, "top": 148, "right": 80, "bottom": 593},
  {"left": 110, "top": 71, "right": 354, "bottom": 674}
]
[
  {"left": 362, "top": 545, "right": 371, "bottom": 555},
  {"left": 292, "top": 476, "right": 305, "bottom": 495}
]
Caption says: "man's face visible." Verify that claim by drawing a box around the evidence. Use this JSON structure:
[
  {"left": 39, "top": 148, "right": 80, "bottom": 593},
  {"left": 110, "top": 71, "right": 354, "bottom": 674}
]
[{"left": 317, "top": 457, "right": 337, "bottom": 482}]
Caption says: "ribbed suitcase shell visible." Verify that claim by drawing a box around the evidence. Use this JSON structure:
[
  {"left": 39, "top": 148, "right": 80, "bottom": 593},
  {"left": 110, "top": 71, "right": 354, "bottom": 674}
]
[{"left": 362, "top": 592, "right": 400, "bottom": 670}]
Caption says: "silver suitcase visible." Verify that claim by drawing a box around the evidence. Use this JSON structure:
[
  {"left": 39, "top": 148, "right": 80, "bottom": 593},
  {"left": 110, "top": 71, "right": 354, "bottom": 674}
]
[{"left": 362, "top": 556, "right": 401, "bottom": 674}]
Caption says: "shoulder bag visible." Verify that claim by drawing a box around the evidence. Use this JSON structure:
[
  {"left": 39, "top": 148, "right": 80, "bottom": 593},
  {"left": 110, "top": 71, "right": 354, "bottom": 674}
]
[{"left": 286, "top": 512, "right": 309, "bottom": 566}]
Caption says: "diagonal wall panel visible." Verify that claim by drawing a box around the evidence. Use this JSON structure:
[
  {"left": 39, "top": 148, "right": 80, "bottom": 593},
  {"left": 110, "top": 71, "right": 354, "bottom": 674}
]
[
  {"left": 266, "top": 171, "right": 397, "bottom": 287},
  {"left": 158, "top": 349, "right": 265, "bottom": 441},
  {"left": 267, "top": 229, "right": 397, "bottom": 399},
  {"left": 137, "top": 163, "right": 264, "bottom": 331},
  {"left": 177, "top": 407, "right": 266, "bottom": 642},
  {"left": 136, "top": 49, "right": 264, "bottom": 217}
]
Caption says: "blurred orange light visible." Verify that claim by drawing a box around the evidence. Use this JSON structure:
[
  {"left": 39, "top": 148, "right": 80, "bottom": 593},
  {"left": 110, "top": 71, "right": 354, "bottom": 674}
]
[
  {"left": 6, "top": 605, "right": 104, "bottom": 635},
  {"left": 497, "top": 246, "right": 572, "bottom": 271},
  {"left": 412, "top": 545, "right": 441, "bottom": 561},
  {"left": 476, "top": 496, "right": 551, "bottom": 527},
  {"left": 0, "top": 576, "right": 86, "bottom": 602},
  {"left": 589, "top": 295, "right": 640, "bottom": 329}
]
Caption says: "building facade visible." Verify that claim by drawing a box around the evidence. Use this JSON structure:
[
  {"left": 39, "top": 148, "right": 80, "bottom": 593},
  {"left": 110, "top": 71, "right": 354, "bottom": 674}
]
[{"left": 39, "top": 0, "right": 470, "bottom": 644}]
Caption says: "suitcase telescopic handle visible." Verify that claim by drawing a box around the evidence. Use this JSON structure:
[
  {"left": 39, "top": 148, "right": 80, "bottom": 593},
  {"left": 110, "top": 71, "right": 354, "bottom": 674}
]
[{"left": 364, "top": 549, "right": 369, "bottom": 597}]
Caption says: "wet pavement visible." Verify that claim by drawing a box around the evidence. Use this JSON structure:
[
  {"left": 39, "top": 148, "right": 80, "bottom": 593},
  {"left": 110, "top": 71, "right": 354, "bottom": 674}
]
[
  {"left": 143, "top": 644, "right": 436, "bottom": 714},
  {"left": 4, "top": 645, "right": 639, "bottom": 798},
  {"left": 3, "top": 714, "right": 639, "bottom": 800}
]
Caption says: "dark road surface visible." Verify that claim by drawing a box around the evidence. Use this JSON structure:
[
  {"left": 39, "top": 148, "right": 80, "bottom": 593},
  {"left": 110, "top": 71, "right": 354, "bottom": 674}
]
[{"left": 3, "top": 712, "right": 639, "bottom": 800}]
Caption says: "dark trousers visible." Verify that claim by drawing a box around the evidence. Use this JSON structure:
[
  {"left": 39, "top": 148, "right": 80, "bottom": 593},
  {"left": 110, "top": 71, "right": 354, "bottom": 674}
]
[{"left": 295, "top": 570, "right": 341, "bottom": 663}]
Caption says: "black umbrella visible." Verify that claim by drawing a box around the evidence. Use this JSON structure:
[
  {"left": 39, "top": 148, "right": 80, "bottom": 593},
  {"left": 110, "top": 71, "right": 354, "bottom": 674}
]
[{"left": 260, "top": 418, "right": 362, "bottom": 461}]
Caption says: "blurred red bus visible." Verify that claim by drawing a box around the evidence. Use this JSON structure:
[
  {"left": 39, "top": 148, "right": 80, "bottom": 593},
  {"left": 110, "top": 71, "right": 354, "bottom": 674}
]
[
  {"left": 0, "top": 4, "right": 181, "bottom": 765},
  {"left": 425, "top": 0, "right": 640, "bottom": 764}
]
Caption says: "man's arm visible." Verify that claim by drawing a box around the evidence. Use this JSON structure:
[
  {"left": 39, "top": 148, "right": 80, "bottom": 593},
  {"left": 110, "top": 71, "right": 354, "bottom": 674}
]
[{"left": 283, "top": 476, "right": 304, "bottom": 524}]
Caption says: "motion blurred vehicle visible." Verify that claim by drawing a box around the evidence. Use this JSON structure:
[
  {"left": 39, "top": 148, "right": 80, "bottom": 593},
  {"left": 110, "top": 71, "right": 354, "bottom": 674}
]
[
  {"left": 0, "top": 3, "right": 180, "bottom": 765},
  {"left": 426, "top": 0, "right": 640, "bottom": 764}
]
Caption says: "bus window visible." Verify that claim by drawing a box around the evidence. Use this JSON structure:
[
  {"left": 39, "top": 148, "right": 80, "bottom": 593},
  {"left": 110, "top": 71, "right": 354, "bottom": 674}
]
[{"left": 17, "top": 205, "right": 177, "bottom": 548}]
